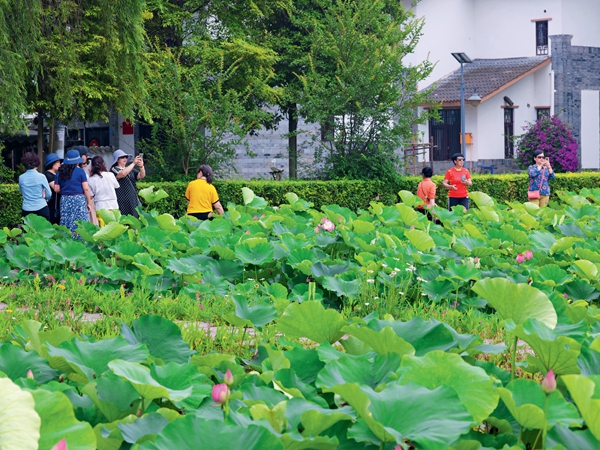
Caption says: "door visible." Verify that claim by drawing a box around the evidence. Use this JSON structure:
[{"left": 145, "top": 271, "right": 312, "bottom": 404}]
[
  {"left": 429, "top": 109, "right": 461, "bottom": 161},
  {"left": 504, "top": 108, "right": 514, "bottom": 158}
]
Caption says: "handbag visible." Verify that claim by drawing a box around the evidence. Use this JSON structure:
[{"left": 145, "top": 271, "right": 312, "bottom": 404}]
[{"left": 528, "top": 170, "right": 544, "bottom": 200}]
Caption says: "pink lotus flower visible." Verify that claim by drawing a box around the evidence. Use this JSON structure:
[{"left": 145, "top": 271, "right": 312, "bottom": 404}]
[
  {"left": 524, "top": 250, "right": 533, "bottom": 261},
  {"left": 516, "top": 254, "right": 525, "bottom": 264},
  {"left": 224, "top": 369, "right": 234, "bottom": 386},
  {"left": 26, "top": 369, "right": 34, "bottom": 380},
  {"left": 50, "top": 439, "right": 68, "bottom": 450},
  {"left": 474, "top": 257, "right": 479, "bottom": 264},
  {"left": 541, "top": 369, "right": 556, "bottom": 393},
  {"left": 211, "top": 383, "right": 230, "bottom": 405},
  {"left": 314, "top": 226, "right": 320, "bottom": 234},
  {"left": 321, "top": 220, "right": 335, "bottom": 232}
]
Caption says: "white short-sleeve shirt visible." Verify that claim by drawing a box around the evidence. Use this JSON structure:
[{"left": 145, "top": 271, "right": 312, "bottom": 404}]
[{"left": 88, "top": 171, "right": 120, "bottom": 211}]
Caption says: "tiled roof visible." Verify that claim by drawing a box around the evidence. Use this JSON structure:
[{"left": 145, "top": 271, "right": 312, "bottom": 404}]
[{"left": 422, "top": 56, "right": 551, "bottom": 104}]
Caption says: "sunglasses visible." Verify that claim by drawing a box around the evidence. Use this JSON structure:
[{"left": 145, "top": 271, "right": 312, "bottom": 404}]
[
  {"left": 456, "top": 158, "right": 465, "bottom": 161},
  {"left": 536, "top": 156, "right": 545, "bottom": 159}
]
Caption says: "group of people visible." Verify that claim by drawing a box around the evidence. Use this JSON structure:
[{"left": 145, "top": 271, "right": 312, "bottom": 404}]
[
  {"left": 416, "top": 150, "right": 555, "bottom": 217},
  {"left": 19, "top": 147, "right": 146, "bottom": 237}
]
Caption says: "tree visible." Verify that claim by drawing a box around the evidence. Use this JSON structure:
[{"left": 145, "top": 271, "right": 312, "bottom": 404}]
[
  {"left": 516, "top": 115, "right": 579, "bottom": 173},
  {"left": 296, "top": 0, "right": 434, "bottom": 180}
]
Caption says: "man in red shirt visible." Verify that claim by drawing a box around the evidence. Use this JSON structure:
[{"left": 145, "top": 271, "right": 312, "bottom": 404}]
[
  {"left": 442, "top": 153, "right": 472, "bottom": 210},
  {"left": 416, "top": 166, "right": 437, "bottom": 220}
]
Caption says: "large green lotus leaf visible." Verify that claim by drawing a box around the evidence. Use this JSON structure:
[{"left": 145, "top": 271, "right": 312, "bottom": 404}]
[
  {"left": 249, "top": 401, "right": 287, "bottom": 433},
  {"left": 398, "top": 190, "right": 422, "bottom": 208},
  {"left": 110, "top": 241, "right": 145, "bottom": 262},
  {"left": 322, "top": 276, "right": 360, "bottom": 297},
  {"left": 95, "top": 373, "right": 141, "bottom": 411},
  {"left": 47, "top": 240, "right": 94, "bottom": 264},
  {"left": 155, "top": 214, "right": 180, "bottom": 232},
  {"left": 469, "top": 191, "right": 495, "bottom": 208},
  {"left": 341, "top": 324, "right": 415, "bottom": 357},
  {"left": 108, "top": 359, "right": 196, "bottom": 406},
  {"left": 572, "top": 260, "right": 599, "bottom": 281},
  {"left": 564, "top": 279, "right": 600, "bottom": 302},
  {"left": 398, "top": 351, "right": 498, "bottom": 424},
  {"left": 132, "top": 253, "right": 164, "bottom": 276},
  {"left": 285, "top": 347, "right": 324, "bottom": 385},
  {"left": 23, "top": 213, "right": 56, "bottom": 238},
  {"left": 351, "top": 220, "right": 375, "bottom": 234},
  {"left": 165, "top": 258, "right": 200, "bottom": 276},
  {"left": 223, "top": 295, "right": 277, "bottom": 328},
  {"left": 277, "top": 301, "right": 347, "bottom": 344},
  {"left": 81, "top": 381, "right": 139, "bottom": 423},
  {"left": 0, "top": 377, "right": 41, "bottom": 450},
  {"left": 421, "top": 279, "right": 455, "bottom": 302},
  {"left": 498, "top": 379, "right": 582, "bottom": 429},
  {"left": 121, "top": 315, "right": 195, "bottom": 364},
  {"left": 316, "top": 353, "right": 401, "bottom": 389},
  {"left": 576, "top": 247, "right": 600, "bottom": 263},
  {"left": 47, "top": 337, "right": 149, "bottom": 383},
  {"left": 310, "top": 262, "right": 348, "bottom": 278},
  {"left": 5, "top": 244, "right": 42, "bottom": 271},
  {"left": 547, "top": 424, "right": 600, "bottom": 450},
  {"left": 138, "top": 416, "right": 282, "bottom": 450},
  {"left": 138, "top": 186, "right": 169, "bottom": 204},
  {"left": 507, "top": 319, "right": 581, "bottom": 375},
  {"left": 563, "top": 374, "right": 600, "bottom": 440},
  {"left": 118, "top": 412, "right": 169, "bottom": 444},
  {"left": 285, "top": 397, "right": 355, "bottom": 436},
  {"left": 529, "top": 230, "right": 556, "bottom": 252},
  {"left": 31, "top": 389, "right": 96, "bottom": 450},
  {"left": 235, "top": 242, "right": 274, "bottom": 265},
  {"left": 536, "top": 264, "right": 573, "bottom": 287},
  {"left": 204, "top": 259, "right": 243, "bottom": 281},
  {"left": 503, "top": 227, "right": 530, "bottom": 245},
  {"left": 93, "top": 222, "right": 128, "bottom": 242},
  {"left": 444, "top": 260, "right": 480, "bottom": 282},
  {"left": 404, "top": 229, "right": 435, "bottom": 252},
  {"left": 279, "top": 433, "right": 338, "bottom": 450},
  {"left": 19, "top": 320, "right": 75, "bottom": 366},
  {"left": 550, "top": 237, "right": 579, "bottom": 255},
  {"left": 96, "top": 208, "right": 121, "bottom": 224},
  {"left": 0, "top": 343, "right": 58, "bottom": 384},
  {"left": 273, "top": 369, "right": 328, "bottom": 407},
  {"left": 194, "top": 219, "right": 232, "bottom": 238},
  {"left": 329, "top": 382, "right": 473, "bottom": 449},
  {"left": 471, "top": 278, "right": 557, "bottom": 328}
]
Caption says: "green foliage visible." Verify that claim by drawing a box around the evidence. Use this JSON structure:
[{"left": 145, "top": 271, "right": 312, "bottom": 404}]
[{"left": 296, "top": 0, "right": 435, "bottom": 180}]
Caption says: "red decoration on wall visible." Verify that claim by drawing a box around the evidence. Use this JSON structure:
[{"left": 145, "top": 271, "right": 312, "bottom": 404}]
[{"left": 122, "top": 119, "right": 134, "bottom": 135}]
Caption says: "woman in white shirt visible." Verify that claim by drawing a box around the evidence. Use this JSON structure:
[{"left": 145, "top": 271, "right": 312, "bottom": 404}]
[{"left": 88, "top": 156, "right": 120, "bottom": 215}]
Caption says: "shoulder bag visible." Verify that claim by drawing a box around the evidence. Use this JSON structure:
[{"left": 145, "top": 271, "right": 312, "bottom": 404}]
[{"left": 528, "top": 170, "right": 544, "bottom": 200}]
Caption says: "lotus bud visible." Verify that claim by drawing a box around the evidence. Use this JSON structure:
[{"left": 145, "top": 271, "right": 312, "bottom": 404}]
[
  {"left": 224, "top": 369, "right": 234, "bottom": 386},
  {"left": 524, "top": 250, "right": 533, "bottom": 261},
  {"left": 541, "top": 370, "right": 556, "bottom": 393},
  {"left": 211, "top": 383, "right": 230, "bottom": 405},
  {"left": 50, "top": 438, "right": 68, "bottom": 450},
  {"left": 515, "top": 254, "right": 525, "bottom": 264},
  {"left": 26, "top": 369, "right": 34, "bottom": 379}
]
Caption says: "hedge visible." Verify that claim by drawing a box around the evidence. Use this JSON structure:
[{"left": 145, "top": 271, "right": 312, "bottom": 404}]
[{"left": 2, "top": 172, "right": 600, "bottom": 228}]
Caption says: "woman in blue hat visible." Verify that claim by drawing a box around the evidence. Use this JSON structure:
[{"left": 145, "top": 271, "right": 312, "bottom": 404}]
[
  {"left": 56, "top": 149, "right": 93, "bottom": 237},
  {"left": 43, "top": 153, "right": 62, "bottom": 224},
  {"left": 18, "top": 152, "right": 52, "bottom": 221}
]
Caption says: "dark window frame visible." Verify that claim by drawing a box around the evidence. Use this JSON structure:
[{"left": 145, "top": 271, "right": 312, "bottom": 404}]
[
  {"left": 504, "top": 108, "right": 515, "bottom": 159},
  {"left": 536, "top": 21, "right": 549, "bottom": 55},
  {"left": 536, "top": 107, "right": 551, "bottom": 120}
]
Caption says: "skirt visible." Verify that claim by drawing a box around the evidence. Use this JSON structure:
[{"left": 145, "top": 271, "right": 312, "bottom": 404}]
[{"left": 60, "top": 195, "right": 90, "bottom": 237}]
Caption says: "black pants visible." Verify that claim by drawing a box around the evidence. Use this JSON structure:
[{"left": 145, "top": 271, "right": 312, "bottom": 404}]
[
  {"left": 189, "top": 212, "right": 212, "bottom": 220},
  {"left": 417, "top": 207, "right": 434, "bottom": 221},
  {"left": 22, "top": 205, "right": 50, "bottom": 222},
  {"left": 448, "top": 197, "right": 469, "bottom": 211}
]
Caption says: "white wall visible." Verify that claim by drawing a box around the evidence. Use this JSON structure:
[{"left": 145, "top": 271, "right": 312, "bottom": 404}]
[
  {"left": 117, "top": 115, "right": 136, "bottom": 156},
  {"left": 562, "top": 0, "right": 600, "bottom": 47},
  {"left": 581, "top": 90, "right": 600, "bottom": 169}
]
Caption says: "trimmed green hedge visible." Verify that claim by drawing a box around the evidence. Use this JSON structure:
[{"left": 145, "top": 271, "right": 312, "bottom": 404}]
[{"left": 2, "top": 172, "right": 600, "bottom": 228}]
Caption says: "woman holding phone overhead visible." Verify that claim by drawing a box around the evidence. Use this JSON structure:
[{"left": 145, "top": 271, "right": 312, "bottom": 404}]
[
  {"left": 528, "top": 150, "right": 555, "bottom": 207},
  {"left": 111, "top": 149, "right": 145, "bottom": 218}
]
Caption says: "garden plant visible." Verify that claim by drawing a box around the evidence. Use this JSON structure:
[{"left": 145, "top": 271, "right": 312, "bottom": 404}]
[{"left": 2, "top": 187, "right": 600, "bottom": 449}]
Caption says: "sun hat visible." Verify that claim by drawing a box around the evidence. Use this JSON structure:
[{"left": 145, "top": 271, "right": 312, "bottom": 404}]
[
  {"left": 63, "top": 149, "right": 84, "bottom": 165},
  {"left": 74, "top": 145, "right": 89, "bottom": 157},
  {"left": 44, "top": 153, "right": 63, "bottom": 169},
  {"left": 112, "top": 149, "right": 131, "bottom": 166}
]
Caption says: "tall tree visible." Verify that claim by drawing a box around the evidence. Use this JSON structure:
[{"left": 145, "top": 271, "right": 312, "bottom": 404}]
[{"left": 296, "top": 0, "right": 435, "bottom": 181}]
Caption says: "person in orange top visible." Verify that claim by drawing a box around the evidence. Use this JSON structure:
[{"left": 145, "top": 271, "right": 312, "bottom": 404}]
[
  {"left": 185, "top": 165, "right": 225, "bottom": 220},
  {"left": 416, "top": 166, "right": 437, "bottom": 220},
  {"left": 442, "top": 153, "right": 472, "bottom": 210}
]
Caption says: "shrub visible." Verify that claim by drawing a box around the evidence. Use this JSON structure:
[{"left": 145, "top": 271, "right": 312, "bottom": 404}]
[{"left": 516, "top": 115, "right": 579, "bottom": 172}]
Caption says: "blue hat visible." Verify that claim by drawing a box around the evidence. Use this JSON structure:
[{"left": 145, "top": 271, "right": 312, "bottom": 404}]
[
  {"left": 74, "top": 145, "right": 89, "bottom": 156},
  {"left": 112, "top": 149, "right": 130, "bottom": 166},
  {"left": 63, "top": 149, "right": 84, "bottom": 165},
  {"left": 45, "top": 153, "right": 63, "bottom": 169}
]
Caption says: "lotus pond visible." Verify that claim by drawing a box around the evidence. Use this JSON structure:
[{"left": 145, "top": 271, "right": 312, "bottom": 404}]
[{"left": 3, "top": 187, "right": 600, "bottom": 449}]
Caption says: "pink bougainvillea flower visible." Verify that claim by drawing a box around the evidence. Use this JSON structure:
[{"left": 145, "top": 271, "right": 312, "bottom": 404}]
[
  {"left": 524, "top": 250, "right": 533, "bottom": 261},
  {"left": 50, "top": 439, "right": 68, "bottom": 450},
  {"left": 211, "top": 383, "right": 230, "bottom": 405},
  {"left": 541, "top": 369, "right": 556, "bottom": 393},
  {"left": 516, "top": 254, "right": 525, "bottom": 264},
  {"left": 224, "top": 368, "right": 234, "bottom": 386}
]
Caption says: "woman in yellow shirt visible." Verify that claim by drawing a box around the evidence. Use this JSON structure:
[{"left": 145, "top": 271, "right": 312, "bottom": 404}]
[{"left": 185, "top": 165, "right": 225, "bottom": 220}]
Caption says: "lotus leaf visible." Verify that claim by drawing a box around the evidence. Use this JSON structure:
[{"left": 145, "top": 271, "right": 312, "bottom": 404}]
[
  {"left": 138, "top": 186, "right": 169, "bottom": 204},
  {"left": 472, "top": 278, "right": 557, "bottom": 328},
  {"left": 404, "top": 229, "right": 435, "bottom": 251},
  {"left": 285, "top": 397, "right": 355, "bottom": 436},
  {"left": 117, "top": 412, "right": 169, "bottom": 444},
  {"left": 563, "top": 374, "right": 600, "bottom": 441},
  {"left": 547, "top": 424, "right": 600, "bottom": 450},
  {"left": 23, "top": 214, "right": 56, "bottom": 238},
  {"left": 249, "top": 401, "right": 287, "bottom": 433},
  {"left": 421, "top": 279, "right": 455, "bottom": 302},
  {"left": 110, "top": 241, "right": 145, "bottom": 262},
  {"left": 322, "top": 276, "right": 360, "bottom": 297},
  {"left": 278, "top": 301, "right": 347, "bottom": 344},
  {"left": 235, "top": 242, "right": 274, "bottom": 265},
  {"left": 132, "top": 253, "right": 164, "bottom": 276},
  {"left": 341, "top": 324, "right": 414, "bottom": 356},
  {"left": 0, "top": 377, "right": 40, "bottom": 450},
  {"left": 223, "top": 295, "right": 277, "bottom": 328},
  {"left": 93, "top": 222, "right": 128, "bottom": 242},
  {"left": 0, "top": 342, "right": 58, "bottom": 384},
  {"left": 536, "top": 265, "right": 572, "bottom": 287},
  {"left": 498, "top": 379, "right": 582, "bottom": 429},
  {"left": 316, "top": 352, "right": 401, "bottom": 389}
]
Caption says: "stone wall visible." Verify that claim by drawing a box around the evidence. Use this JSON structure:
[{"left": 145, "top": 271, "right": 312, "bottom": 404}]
[{"left": 551, "top": 34, "right": 600, "bottom": 165}]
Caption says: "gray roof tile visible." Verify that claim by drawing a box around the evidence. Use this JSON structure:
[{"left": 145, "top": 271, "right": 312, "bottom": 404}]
[{"left": 422, "top": 56, "right": 550, "bottom": 103}]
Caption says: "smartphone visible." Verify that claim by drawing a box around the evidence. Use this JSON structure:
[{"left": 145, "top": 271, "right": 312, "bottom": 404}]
[
  {"left": 545, "top": 157, "right": 549, "bottom": 161},
  {"left": 138, "top": 153, "right": 144, "bottom": 159}
]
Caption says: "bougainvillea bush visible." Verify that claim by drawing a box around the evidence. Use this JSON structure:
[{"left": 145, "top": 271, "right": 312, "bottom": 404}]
[{"left": 516, "top": 115, "right": 579, "bottom": 172}]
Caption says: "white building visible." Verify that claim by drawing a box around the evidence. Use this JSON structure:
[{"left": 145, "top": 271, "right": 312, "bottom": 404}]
[{"left": 404, "top": 0, "right": 600, "bottom": 171}]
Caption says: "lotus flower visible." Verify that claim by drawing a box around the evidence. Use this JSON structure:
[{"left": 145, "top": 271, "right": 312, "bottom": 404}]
[
  {"left": 50, "top": 439, "right": 68, "bottom": 450},
  {"left": 524, "top": 250, "right": 533, "bottom": 260},
  {"left": 26, "top": 369, "right": 34, "bottom": 379},
  {"left": 541, "top": 370, "right": 556, "bottom": 393},
  {"left": 224, "top": 368, "right": 234, "bottom": 386},
  {"left": 211, "top": 383, "right": 230, "bottom": 405},
  {"left": 516, "top": 254, "right": 525, "bottom": 264}
]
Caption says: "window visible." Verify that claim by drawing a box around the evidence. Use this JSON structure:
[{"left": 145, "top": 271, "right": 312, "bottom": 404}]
[
  {"left": 536, "top": 21, "right": 549, "bottom": 55},
  {"left": 429, "top": 109, "right": 461, "bottom": 161},
  {"left": 504, "top": 108, "right": 514, "bottom": 159},
  {"left": 536, "top": 108, "right": 550, "bottom": 120}
]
